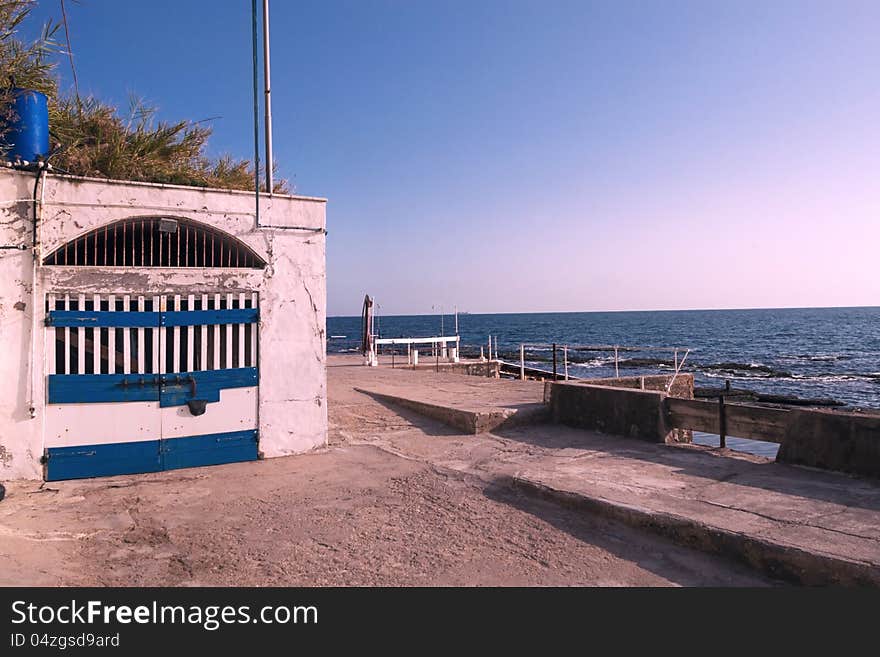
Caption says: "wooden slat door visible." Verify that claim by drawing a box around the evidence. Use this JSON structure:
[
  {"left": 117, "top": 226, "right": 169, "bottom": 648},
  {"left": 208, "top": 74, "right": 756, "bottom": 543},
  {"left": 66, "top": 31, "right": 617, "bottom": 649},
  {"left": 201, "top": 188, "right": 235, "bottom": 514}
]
[{"left": 43, "top": 291, "right": 260, "bottom": 480}]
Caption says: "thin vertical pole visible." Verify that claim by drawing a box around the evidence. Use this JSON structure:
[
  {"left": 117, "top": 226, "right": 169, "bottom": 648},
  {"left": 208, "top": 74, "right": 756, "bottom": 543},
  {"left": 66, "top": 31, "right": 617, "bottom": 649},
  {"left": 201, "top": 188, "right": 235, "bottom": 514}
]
[
  {"left": 563, "top": 345, "right": 568, "bottom": 381},
  {"left": 552, "top": 343, "right": 558, "bottom": 380},
  {"left": 251, "top": 0, "right": 261, "bottom": 219},
  {"left": 262, "top": 0, "right": 274, "bottom": 194},
  {"left": 520, "top": 344, "right": 525, "bottom": 380},
  {"left": 614, "top": 346, "right": 619, "bottom": 378}
]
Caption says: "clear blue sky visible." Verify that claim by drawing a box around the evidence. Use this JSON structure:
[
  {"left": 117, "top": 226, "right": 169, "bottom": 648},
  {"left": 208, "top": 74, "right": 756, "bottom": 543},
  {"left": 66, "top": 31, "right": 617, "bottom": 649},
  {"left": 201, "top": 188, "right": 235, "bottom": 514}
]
[{"left": 26, "top": 1, "right": 880, "bottom": 316}]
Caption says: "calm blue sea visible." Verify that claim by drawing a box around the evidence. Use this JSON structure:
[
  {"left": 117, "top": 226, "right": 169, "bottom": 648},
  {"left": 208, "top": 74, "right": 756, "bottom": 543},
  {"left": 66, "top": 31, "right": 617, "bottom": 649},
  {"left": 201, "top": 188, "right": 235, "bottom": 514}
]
[{"left": 328, "top": 307, "right": 880, "bottom": 456}]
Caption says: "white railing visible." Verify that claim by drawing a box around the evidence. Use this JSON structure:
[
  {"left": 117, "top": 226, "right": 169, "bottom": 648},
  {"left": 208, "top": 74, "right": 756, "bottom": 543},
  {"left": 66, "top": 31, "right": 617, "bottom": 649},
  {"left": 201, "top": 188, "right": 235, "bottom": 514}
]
[
  {"left": 367, "top": 335, "right": 461, "bottom": 367},
  {"left": 515, "top": 343, "right": 690, "bottom": 392}
]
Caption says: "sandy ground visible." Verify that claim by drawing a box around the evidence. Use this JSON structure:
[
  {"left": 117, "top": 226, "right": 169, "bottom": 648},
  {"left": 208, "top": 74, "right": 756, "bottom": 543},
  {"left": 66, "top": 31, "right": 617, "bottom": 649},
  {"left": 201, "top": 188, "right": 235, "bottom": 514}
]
[{"left": 0, "top": 359, "right": 775, "bottom": 586}]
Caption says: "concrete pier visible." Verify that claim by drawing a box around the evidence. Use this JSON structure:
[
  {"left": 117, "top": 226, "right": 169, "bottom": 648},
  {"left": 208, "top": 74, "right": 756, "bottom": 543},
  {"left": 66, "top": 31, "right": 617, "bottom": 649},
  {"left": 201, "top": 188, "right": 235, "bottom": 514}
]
[{"left": 331, "top": 354, "right": 880, "bottom": 585}]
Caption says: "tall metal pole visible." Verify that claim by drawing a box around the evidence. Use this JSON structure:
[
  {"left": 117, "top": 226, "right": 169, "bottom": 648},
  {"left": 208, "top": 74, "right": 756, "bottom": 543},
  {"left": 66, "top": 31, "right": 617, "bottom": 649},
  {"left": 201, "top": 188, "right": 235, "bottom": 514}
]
[
  {"left": 251, "top": 0, "right": 260, "bottom": 223},
  {"left": 262, "top": 0, "right": 274, "bottom": 195}
]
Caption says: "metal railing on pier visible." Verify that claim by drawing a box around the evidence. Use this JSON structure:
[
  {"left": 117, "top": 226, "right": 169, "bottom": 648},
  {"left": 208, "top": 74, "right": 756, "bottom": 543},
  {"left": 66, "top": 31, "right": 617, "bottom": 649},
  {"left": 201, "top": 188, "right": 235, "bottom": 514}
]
[{"left": 512, "top": 343, "right": 691, "bottom": 392}]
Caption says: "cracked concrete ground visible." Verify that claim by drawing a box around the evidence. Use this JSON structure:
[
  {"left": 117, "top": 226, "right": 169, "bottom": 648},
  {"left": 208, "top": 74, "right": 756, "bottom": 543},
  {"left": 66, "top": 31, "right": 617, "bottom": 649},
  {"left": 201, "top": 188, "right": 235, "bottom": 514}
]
[{"left": 0, "top": 357, "right": 783, "bottom": 587}]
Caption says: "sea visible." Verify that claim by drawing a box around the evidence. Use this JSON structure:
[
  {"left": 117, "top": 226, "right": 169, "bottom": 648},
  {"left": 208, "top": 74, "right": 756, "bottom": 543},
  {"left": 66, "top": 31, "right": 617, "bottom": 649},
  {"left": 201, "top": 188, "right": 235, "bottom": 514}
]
[{"left": 327, "top": 307, "right": 880, "bottom": 457}]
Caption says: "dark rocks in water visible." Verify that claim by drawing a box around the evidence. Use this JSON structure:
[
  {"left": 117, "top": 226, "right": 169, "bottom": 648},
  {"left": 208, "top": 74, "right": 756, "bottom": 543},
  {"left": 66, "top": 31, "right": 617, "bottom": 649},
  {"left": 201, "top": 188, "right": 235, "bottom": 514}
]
[
  {"left": 694, "top": 386, "right": 756, "bottom": 399},
  {"left": 571, "top": 346, "right": 641, "bottom": 353},
  {"left": 754, "top": 393, "right": 845, "bottom": 407},
  {"left": 700, "top": 362, "right": 792, "bottom": 378},
  {"left": 616, "top": 357, "right": 675, "bottom": 368},
  {"left": 694, "top": 386, "right": 845, "bottom": 408}
]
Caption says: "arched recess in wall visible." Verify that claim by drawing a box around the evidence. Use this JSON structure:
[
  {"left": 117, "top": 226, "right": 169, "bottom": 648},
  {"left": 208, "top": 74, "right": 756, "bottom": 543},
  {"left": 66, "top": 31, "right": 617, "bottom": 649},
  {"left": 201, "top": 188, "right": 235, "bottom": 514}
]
[{"left": 42, "top": 216, "right": 267, "bottom": 268}]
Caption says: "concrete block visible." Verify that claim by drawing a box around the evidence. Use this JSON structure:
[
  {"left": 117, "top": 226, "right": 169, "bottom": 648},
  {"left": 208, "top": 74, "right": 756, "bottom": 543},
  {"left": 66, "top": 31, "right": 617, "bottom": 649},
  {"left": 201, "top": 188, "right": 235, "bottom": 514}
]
[
  {"left": 548, "top": 382, "right": 676, "bottom": 443},
  {"left": 777, "top": 409, "right": 880, "bottom": 478}
]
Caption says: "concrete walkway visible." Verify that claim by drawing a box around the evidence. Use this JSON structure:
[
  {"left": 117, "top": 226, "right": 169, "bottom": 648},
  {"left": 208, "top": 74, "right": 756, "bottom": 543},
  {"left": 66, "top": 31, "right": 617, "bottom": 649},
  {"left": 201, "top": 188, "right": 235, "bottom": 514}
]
[
  {"left": 352, "top": 360, "right": 548, "bottom": 432},
  {"left": 330, "top": 355, "right": 880, "bottom": 584}
]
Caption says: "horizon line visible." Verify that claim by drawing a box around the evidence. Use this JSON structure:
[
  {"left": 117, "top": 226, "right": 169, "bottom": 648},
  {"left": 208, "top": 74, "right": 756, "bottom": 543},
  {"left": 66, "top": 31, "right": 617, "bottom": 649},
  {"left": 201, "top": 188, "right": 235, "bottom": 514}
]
[{"left": 327, "top": 303, "right": 880, "bottom": 319}]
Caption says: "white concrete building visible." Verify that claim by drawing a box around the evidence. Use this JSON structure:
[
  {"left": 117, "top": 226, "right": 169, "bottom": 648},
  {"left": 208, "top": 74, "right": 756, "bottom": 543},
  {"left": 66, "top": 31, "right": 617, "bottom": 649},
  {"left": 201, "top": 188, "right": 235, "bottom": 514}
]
[{"left": 0, "top": 169, "right": 327, "bottom": 480}]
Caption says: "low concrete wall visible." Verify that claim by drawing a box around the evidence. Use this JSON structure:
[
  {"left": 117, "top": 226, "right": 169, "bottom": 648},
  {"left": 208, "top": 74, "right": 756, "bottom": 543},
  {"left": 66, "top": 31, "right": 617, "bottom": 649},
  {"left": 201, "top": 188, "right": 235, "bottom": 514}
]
[
  {"left": 777, "top": 410, "right": 880, "bottom": 478},
  {"left": 548, "top": 382, "right": 676, "bottom": 443},
  {"left": 551, "top": 374, "right": 693, "bottom": 443}
]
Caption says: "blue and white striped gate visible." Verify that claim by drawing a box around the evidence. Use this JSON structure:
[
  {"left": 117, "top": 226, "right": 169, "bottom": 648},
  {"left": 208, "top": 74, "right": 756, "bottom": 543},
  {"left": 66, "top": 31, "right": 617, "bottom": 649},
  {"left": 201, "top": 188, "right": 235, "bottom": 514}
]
[{"left": 43, "top": 292, "right": 260, "bottom": 481}]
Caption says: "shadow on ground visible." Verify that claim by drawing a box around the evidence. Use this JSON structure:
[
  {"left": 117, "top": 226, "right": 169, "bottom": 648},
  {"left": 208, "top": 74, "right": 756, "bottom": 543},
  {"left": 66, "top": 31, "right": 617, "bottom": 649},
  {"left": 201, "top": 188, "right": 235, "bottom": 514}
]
[
  {"left": 491, "top": 422, "right": 880, "bottom": 512},
  {"left": 481, "top": 478, "right": 778, "bottom": 587}
]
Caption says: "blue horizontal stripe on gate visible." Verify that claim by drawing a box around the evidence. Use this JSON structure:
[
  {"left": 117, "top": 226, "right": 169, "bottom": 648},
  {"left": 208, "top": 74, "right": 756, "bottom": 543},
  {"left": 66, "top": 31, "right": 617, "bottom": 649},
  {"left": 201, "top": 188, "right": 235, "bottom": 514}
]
[
  {"left": 159, "top": 367, "right": 258, "bottom": 407},
  {"left": 46, "top": 308, "right": 258, "bottom": 328},
  {"left": 161, "top": 308, "right": 259, "bottom": 327},
  {"left": 45, "top": 440, "right": 162, "bottom": 481},
  {"left": 45, "top": 310, "right": 159, "bottom": 328},
  {"left": 161, "top": 430, "right": 258, "bottom": 471},
  {"left": 47, "top": 367, "right": 258, "bottom": 405},
  {"left": 48, "top": 373, "right": 161, "bottom": 404},
  {"left": 45, "top": 430, "right": 258, "bottom": 481}
]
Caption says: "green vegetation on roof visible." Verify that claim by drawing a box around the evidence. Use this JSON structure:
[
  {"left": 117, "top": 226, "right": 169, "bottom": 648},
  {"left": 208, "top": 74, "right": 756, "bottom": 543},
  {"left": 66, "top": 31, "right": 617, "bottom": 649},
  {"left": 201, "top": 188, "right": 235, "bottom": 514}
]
[{"left": 0, "top": 0, "right": 287, "bottom": 192}]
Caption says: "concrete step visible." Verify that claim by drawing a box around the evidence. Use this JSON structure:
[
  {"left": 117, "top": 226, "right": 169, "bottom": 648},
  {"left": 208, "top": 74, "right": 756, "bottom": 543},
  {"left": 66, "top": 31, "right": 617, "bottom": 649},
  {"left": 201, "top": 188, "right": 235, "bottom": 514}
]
[
  {"left": 354, "top": 387, "right": 549, "bottom": 434},
  {"left": 507, "top": 472, "right": 880, "bottom": 586}
]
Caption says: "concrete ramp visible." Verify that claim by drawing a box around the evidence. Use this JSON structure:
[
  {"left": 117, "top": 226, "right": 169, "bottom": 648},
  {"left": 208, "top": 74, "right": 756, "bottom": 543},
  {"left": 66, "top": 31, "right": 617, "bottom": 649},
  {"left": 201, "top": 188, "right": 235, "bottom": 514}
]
[{"left": 354, "top": 385, "right": 548, "bottom": 434}]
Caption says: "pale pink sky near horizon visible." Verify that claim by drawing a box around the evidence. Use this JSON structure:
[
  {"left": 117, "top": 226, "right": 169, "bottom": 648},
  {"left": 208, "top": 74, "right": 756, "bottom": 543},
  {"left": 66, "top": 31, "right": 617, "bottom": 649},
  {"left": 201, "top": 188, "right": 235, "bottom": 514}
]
[{"left": 321, "top": 2, "right": 880, "bottom": 316}]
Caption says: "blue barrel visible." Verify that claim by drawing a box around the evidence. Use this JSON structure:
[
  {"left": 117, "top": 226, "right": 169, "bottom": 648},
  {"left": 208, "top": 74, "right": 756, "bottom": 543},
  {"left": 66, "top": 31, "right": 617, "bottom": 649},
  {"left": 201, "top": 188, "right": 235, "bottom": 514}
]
[{"left": 3, "top": 88, "right": 49, "bottom": 163}]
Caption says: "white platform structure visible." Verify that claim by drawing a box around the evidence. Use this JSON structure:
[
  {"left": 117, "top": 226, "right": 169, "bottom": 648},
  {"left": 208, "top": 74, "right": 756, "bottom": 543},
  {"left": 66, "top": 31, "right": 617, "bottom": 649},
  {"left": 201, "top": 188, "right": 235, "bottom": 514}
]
[{"left": 366, "top": 335, "right": 460, "bottom": 367}]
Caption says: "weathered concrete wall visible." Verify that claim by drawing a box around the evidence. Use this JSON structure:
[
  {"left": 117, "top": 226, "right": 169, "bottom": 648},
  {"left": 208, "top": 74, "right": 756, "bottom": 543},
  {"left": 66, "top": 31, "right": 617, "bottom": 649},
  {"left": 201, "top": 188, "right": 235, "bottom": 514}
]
[
  {"left": 0, "top": 170, "right": 327, "bottom": 479},
  {"left": 548, "top": 382, "right": 675, "bottom": 443},
  {"left": 0, "top": 173, "right": 39, "bottom": 477},
  {"left": 777, "top": 409, "right": 880, "bottom": 478},
  {"left": 551, "top": 374, "right": 693, "bottom": 443}
]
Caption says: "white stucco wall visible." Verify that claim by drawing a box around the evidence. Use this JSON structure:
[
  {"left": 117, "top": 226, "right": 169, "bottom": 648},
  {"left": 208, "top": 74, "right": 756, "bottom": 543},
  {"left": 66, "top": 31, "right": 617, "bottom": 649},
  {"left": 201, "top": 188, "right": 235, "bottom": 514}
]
[{"left": 0, "top": 169, "right": 327, "bottom": 480}]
